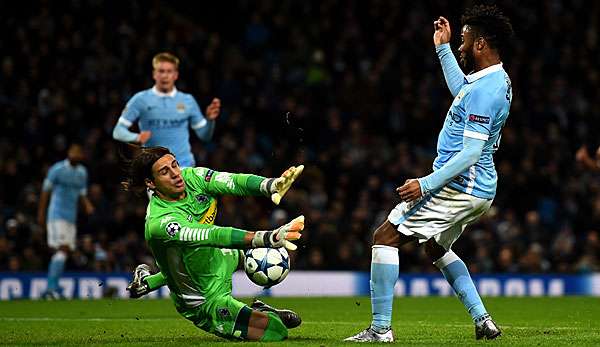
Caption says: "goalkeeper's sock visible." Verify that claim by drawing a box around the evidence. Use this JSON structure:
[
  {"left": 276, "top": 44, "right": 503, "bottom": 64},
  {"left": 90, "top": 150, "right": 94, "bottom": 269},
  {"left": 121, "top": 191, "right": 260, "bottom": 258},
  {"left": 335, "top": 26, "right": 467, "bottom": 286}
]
[
  {"left": 259, "top": 312, "right": 288, "bottom": 341},
  {"left": 434, "top": 250, "right": 488, "bottom": 323},
  {"left": 370, "top": 245, "right": 399, "bottom": 333},
  {"left": 47, "top": 250, "right": 67, "bottom": 292}
]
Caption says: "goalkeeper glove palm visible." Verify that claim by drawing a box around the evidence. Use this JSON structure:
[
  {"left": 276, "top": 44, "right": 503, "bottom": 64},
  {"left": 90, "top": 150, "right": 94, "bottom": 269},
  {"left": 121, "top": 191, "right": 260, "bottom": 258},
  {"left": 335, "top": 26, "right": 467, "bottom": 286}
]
[{"left": 252, "top": 215, "right": 304, "bottom": 250}]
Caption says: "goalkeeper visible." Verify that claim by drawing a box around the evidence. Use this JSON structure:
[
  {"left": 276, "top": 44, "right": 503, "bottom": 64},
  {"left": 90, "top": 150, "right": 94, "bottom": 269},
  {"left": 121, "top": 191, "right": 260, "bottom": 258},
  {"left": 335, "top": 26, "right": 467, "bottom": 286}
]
[{"left": 122, "top": 146, "right": 304, "bottom": 341}]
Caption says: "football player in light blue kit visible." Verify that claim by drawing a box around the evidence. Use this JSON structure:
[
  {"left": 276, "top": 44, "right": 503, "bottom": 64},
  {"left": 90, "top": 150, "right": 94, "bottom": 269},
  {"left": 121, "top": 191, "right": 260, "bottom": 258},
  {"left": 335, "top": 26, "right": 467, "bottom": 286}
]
[
  {"left": 112, "top": 52, "right": 221, "bottom": 167},
  {"left": 37, "top": 144, "right": 95, "bottom": 299},
  {"left": 346, "top": 5, "right": 514, "bottom": 342}
]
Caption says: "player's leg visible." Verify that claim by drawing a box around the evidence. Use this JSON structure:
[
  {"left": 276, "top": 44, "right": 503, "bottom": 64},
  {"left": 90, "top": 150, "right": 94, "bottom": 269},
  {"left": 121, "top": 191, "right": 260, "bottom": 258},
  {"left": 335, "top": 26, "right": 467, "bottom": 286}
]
[
  {"left": 424, "top": 196, "right": 500, "bottom": 340},
  {"left": 44, "top": 220, "right": 75, "bottom": 299},
  {"left": 247, "top": 308, "right": 288, "bottom": 341},
  {"left": 345, "top": 218, "right": 415, "bottom": 342},
  {"left": 194, "top": 295, "right": 288, "bottom": 341},
  {"left": 426, "top": 239, "right": 489, "bottom": 323},
  {"left": 425, "top": 239, "right": 500, "bottom": 339},
  {"left": 371, "top": 222, "right": 413, "bottom": 333}
]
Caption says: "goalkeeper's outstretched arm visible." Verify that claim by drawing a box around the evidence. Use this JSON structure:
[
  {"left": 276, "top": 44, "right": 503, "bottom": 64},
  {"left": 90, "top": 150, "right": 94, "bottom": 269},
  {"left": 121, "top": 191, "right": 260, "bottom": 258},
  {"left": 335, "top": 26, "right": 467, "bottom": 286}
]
[
  {"left": 194, "top": 165, "right": 304, "bottom": 204},
  {"left": 149, "top": 214, "right": 304, "bottom": 250}
]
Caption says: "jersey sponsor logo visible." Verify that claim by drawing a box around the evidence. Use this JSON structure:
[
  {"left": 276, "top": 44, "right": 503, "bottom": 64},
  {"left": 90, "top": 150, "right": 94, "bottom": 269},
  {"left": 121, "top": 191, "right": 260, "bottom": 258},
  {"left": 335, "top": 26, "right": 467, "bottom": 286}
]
[
  {"left": 176, "top": 103, "right": 186, "bottom": 113},
  {"left": 159, "top": 216, "right": 176, "bottom": 228},
  {"left": 165, "top": 222, "right": 181, "bottom": 237},
  {"left": 146, "top": 118, "right": 187, "bottom": 129},
  {"left": 205, "top": 170, "right": 214, "bottom": 182},
  {"left": 199, "top": 200, "right": 217, "bottom": 225},
  {"left": 469, "top": 114, "right": 490, "bottom": 124}
]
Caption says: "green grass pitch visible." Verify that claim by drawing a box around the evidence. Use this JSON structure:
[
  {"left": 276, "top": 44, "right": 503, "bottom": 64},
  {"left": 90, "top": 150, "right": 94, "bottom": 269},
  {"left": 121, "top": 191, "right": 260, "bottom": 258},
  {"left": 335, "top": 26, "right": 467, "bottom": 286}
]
[{"left": 1, "top": 297, "right": 598, "bottom": 346}]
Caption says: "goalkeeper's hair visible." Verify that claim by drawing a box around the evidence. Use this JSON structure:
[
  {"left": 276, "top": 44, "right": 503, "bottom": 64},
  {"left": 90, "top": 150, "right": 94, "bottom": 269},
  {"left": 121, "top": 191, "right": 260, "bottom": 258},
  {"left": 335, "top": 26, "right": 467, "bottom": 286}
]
[
  {"left": 461, "top": 4, "right": 514, "bottom": 56},
  {"left": 121, "top": 145, "right": 173, "bottom": 195},
  {"left": 152, "top": 52, "right": 180, "bottom": 70}
]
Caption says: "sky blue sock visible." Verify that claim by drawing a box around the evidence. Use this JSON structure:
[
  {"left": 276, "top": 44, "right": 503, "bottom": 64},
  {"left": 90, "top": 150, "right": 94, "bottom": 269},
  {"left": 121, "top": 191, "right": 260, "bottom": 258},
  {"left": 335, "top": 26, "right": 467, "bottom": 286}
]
[
  {"left": 47, "top": 251, "right": 66, "bottom": 292},
  {"left": 435, "top": 250, "right": 487, "bottom": 323},
  {"left": 370, "top": 245, "right": 399, "bottom": 332}
]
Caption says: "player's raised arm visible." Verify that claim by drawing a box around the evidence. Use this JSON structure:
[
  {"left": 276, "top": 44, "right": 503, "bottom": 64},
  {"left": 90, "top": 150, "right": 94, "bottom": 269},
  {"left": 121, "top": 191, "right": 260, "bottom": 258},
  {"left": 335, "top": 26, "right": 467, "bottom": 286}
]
[
  {"left": 190, "top": 97, "right": 218, "bottom": 142},
  {"left": 434, "top": 16, "right": 466, "bottom": 97},
  {"left": 191, "top": 165, "right": 303, "bottom": 204}
]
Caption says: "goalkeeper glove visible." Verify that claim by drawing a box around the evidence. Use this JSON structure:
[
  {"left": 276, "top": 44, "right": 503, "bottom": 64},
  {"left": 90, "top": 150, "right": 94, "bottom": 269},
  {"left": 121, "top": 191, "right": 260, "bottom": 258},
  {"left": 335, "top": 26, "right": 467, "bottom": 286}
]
[
  {"left": 262, "top": 165, "right": 304, "bottom": 205},
  {"left": 252, "top": 215, "right": 304, "bottom": 251},
  {"left": 126, "top": 264, "right": 151, "bottom": 299}
]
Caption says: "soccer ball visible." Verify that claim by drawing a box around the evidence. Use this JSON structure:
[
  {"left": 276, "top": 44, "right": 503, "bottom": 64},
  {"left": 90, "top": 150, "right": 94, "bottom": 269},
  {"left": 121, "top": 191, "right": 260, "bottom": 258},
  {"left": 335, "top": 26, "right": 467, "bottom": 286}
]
[{"left": 244, "top": 248, "right": 290, "bottom": 287}]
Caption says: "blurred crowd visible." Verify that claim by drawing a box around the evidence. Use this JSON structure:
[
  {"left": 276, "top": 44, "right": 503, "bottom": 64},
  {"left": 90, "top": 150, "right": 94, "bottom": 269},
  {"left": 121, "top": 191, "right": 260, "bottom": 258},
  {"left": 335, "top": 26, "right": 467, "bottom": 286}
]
[{"left": 1, "top": 0, "right": 599, "bottom": 274}]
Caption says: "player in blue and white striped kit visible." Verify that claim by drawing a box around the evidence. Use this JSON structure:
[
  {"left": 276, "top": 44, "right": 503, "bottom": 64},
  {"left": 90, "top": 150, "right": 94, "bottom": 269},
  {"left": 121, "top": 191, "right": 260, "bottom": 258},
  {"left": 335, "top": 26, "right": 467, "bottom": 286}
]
[
  {"left": 37, "top": 144, "right": 94, "bottom": 299},
  {"left": 346, "top": 5, "right": 514, "bottom": 342},
  {"left": 112, "top": 52, "right": 221, "bottom": 167}
]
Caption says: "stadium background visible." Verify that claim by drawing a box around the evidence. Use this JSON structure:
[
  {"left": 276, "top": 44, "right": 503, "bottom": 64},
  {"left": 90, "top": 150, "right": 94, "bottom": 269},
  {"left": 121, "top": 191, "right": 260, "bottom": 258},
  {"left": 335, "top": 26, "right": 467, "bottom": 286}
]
[{"left": 1, "top": 0, "right": 599, "bottom": 285}]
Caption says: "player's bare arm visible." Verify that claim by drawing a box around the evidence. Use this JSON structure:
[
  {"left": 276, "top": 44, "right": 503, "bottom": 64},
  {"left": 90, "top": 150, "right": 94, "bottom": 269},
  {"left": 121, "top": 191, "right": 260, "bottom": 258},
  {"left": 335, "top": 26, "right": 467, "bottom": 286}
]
[
  {"left": 137, "top": 130, "right": 152, "bottom": 144},
  {"left": 205, "top": 97, "right": 221, "bottom": 120}
]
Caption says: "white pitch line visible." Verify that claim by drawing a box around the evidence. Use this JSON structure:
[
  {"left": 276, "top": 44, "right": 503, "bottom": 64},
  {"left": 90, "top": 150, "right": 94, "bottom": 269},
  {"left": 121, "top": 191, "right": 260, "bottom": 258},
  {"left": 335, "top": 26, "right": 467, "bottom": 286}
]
[{"left": 0, "top": 317, "right": 585, "bottom": 330}]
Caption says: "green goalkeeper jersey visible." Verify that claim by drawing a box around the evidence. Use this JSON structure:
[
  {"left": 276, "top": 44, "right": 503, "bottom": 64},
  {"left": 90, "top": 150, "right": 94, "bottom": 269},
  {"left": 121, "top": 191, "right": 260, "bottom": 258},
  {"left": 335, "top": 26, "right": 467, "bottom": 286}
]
[{"left": 145, "top": 167, "right": 266, "bottom": 311}]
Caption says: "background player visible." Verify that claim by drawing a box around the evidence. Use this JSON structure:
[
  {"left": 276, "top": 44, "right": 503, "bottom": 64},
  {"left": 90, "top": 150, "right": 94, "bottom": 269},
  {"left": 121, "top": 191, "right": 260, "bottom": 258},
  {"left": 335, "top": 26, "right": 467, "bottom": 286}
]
[
  {"left": 346, "top": 5, "right": 514, "bottom": 342},
  {"left": 37, "top": 144, "right": 95, "bottom": 299},
  {"left": 122, "top": 146, "right": 303, "bottom": 341},
  {"left": 112, "top": 52, "right": 221, "bottom": 167}
]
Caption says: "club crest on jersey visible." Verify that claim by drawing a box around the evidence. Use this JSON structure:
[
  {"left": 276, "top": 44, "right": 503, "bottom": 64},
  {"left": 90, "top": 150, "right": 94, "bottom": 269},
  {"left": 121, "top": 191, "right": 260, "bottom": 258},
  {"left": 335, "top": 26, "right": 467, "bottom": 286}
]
[
  {"left": 217, "top": 307, "right": 231, "bottom": 319},
  {"left": 469, "top": 114, "right": 490, "bottom": 124},
  {"left": 196, "top": 194, "right": 208, "bottom": 204},
  {"left": 165, "top": 222, "right": 181, "bottom": 237},
  {"left": 176, "top": 103, "right": 186, "bottom": 113}
]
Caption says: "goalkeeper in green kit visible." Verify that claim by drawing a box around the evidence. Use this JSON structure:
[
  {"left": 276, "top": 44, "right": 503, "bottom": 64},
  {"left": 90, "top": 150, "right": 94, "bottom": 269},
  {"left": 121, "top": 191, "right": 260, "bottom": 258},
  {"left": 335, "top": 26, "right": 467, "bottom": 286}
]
[{"left": 122, "top": 146, "right": 304, "bottom": 341}]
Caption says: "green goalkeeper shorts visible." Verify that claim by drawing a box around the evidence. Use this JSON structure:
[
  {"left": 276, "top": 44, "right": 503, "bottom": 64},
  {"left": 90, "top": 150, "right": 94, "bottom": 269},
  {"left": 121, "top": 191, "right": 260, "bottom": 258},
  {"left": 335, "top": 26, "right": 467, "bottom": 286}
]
[{"left": 179, "top": 250, "right": 250, "bottom": 340}]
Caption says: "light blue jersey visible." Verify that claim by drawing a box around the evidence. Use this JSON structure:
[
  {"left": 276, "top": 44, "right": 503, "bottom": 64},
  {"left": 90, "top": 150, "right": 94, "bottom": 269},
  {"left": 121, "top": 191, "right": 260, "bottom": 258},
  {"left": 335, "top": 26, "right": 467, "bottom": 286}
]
[
  {"left": 114, "top": 87, "right": 214, "bottom": 167},
  {"left": 431, "top": 44, "right": 512, "bottom": 199},
  {"left": 42, "top": 159, "right": 88, "bottom": 223}
]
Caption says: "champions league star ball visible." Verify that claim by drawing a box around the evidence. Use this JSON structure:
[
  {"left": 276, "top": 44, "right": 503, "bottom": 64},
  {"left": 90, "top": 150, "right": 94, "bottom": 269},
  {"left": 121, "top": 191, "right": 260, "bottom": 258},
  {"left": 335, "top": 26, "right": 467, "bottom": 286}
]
[{"left": 244, "top": 248, "right": 290, "bottom": 287}]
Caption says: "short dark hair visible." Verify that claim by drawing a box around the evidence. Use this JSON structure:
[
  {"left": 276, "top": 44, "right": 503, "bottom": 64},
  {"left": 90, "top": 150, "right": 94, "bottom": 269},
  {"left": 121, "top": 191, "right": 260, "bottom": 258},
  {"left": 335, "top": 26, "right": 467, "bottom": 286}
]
[
  {"left": 121, "top": 146, "right": 172, "bottom": 195},
  {"left": 461, "top": 4, "right": 514, "bottom": 55}
]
